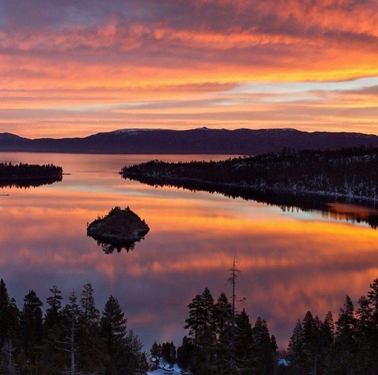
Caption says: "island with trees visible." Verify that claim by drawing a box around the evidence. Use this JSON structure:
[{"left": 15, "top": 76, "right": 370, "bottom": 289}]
[
  {"left": 87, "top": 206, "right": 150, "bottom": 254},
  {"left": 0, "top": 162, "right": 63, "bottom": 188}
]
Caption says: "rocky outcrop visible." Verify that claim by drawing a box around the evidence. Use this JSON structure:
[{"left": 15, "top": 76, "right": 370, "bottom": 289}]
[{"left": 87, "top": 207, "right": 149, "bottom": 253}]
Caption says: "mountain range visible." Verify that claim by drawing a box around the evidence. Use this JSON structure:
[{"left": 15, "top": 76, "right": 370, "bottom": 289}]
[{"left": 1, "top": 127, "right": 378, "bottom": 154}]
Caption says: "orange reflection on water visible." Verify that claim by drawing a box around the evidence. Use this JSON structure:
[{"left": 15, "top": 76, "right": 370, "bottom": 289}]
[
  {"left": 1, "top": 153, "right": 378, "bottom": 350},
  {"left": 326, "top": 202, "right": 378, "bottom": 221}
]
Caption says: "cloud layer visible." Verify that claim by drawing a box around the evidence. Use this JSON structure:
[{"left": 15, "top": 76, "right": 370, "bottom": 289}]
[{"left": 1, "top": 0, "right": 378, "bottom": 136}]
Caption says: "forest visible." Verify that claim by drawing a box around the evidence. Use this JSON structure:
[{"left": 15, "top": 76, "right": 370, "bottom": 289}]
[
  {"left": 121, "top": 146, "right": 378, "bottom": 205},
  {"left": 0, "top": 163, "right": 63, "bottom": 188},
  {"left": 0, "top": 163, "right": 62, "bottom": 179},
  {"left": 153, "top": 270, "right": 378, "bottom": 375},
  {"left": 1, "top": 272, "right": 378, "bottom": 375},
  {"left": 0, "top": 281, "right": 148, "bottom": 375}
]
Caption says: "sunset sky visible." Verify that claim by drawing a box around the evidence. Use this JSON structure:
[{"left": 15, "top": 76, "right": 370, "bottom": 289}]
[{"left": 1, "top": 0, "right": 378, "bottom": 138}]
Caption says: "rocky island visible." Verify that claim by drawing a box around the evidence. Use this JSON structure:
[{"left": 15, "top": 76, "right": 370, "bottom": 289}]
[{"left": 87, "top": 206, "right": 150, "bottom": 253}]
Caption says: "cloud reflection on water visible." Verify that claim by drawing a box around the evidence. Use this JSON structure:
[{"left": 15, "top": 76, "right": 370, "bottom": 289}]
[{"left": 0, "top": 153, "right": 378, "bottom": 351}]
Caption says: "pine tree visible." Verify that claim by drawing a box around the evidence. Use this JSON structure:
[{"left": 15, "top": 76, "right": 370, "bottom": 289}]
[
  {"left": 0, "top": 281, "right": 19, "bottom": 374},
  {"left": 79, "top": 283, "right": 99, "bottom": 333},
  {"left": 177, "top": 336, "right": 195, "bottom": 371},
  {"left": 0, "top": 279, "right": 10, "bottom": 347},
  {"left": 77, "top": 283, "right": 102, "bottom": 374},
  {"left": 252, "top": 317, "right": 276, "bottom": 375},
  {"left": 44, "top": 285, "right": 63, "bottom": 331},
  {"left": 234, "top": 309, "right": 255, "bottom": 374},
  {"left": 100, "top": 296, "right": 146, "bottom": 375},
  {"left": 366, "top": 279, "right": 378, "bottom": 374},
  {"left": 301, "top": 311, "right": 322, "bottom": 375},
  {"left": 330, "top": 295, "right": 357, "bottom": 374},
  {"left": 368, "top": 278, "right": 378, "bottom": 327},
  {"left": 41, "top": 286, "right": 65, "bottom": 375},
  {"left": 161, "top": 342, "right": 176, "bottom": 366},
  {"left": 287, "top": 319, "right": 304, "bottom": 375},
  {"left": 213, "top": 292, "right": 233, "bottom": 372},
  {"left": 101, "top": 295, "right": 127, "bottom": 356},
  {"left": 57, "top": 290, "right": 83, "bottom": 375},
  {"left": 184, "top": 287, "right": 216, "bottom": 349},
  {"left": 214, "top": 292, "right": 232, "bottom": 344},
  {"left": 0, "top": 280, "right": 19, "bottom": 352},
  {"left": 320, "top": 311, "right": 335, "bottom": 374},
  {"left": 20, "top": 290, "right": 43, "bottom": 364},
  {"left": 184, "top": 288, "right": 217, "bottom": 374}
]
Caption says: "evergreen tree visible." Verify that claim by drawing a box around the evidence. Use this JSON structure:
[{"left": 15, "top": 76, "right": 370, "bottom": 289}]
[
  {"left": 150, "top": 341, "right": 162, "bottom": 358},
  {"left": 100, "top": 295, "right": 145, "bottom": 375},
  {"left": 368, "top": 278, "right": 378, "bottom": 327},
  {"left": 100, "top": 295, "right": 127, "bottom": 357},
  {"left": 252, "top": 317, "right": 276, "bottom": 375},
  {"left": 0, "top": 279, "right": 11, "bottom": 347},
  {"left": 57, "top": 290, "right": 83, "bottom": 375},
  {"left": 44, "top": 285, "right": 63, "bottom": 331},
  {"left": 213, "top": 292, "right": 233, "bottom": 373},
  {"left": 177, "top": 336, "right": 195, "bottom": 371},
  {"left": 77, "top": 283, "right": 102, "bottom": 374},
  {"left": 234, "top": 309, "right": 255, "bottom": 374},
  {"left": 161, "top": 342, "right": 176, "bottom": 366},
  {"left": 41, "top": 286, "right": 65, "bottom": 375},
  {"left": 149, "top": 341, "right": 162, "bottom": 370},
  {"left": 184, "top": 287, "right": 216, "bottom": 374},
  {"left": 184, "top": 288, "right": 216, "bottom": 349},
  {"left": 329, "top": 295, "right": 357, "bottom": 374},
  {"left": 0, "top": 280, "right": 19, "bottom": 351},
  {"left": 287, "top": 320, "right": 304, "bottom": 375},
  {"left": 79, "top": 283, "right": 99, "bottom": 333},
  {"left": 301, "top": 311, "right": 322, "bottom": 375},
  {"left": 20, "top": 290, "right": 43, "bottom": 365},
  {"left": 214, "top": 292, "right": 232, "bottom": 345},
  {"left": 320, "top": 311, "right": 335, "bottom": 374},
  {"left": 122, "top": 330, "right": 146, "bottom": 375},
  {"left": 0, "top": 281, "right": 19, "bottom": 374}
]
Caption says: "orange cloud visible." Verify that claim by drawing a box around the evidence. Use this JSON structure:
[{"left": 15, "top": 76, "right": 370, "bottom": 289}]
[{"left": 1, "top": 0, "right": 378, "bottom": 137}]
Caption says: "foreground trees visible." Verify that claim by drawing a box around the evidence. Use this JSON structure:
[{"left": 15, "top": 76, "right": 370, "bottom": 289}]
[
  {"left": 287, "top": 278, "right": 378, "bottom": 375},
  {"left": 180, "top": 287, "right": 277, "bottom": 375},
  {"left": 0, "top": 279, "right": 147, "bottom": 375},
  {"left": 179, "top": 260, "right": 278, "bottom": 375}
]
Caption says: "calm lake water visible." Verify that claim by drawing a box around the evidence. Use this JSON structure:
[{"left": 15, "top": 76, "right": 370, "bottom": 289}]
[{"left": 1, "top": 152, "right": 378, "bottom": 351}]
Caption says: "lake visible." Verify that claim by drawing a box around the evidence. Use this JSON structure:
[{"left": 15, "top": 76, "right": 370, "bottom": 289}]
[{"left": 1, "top": 152, "right": 378, "bottom": 352}]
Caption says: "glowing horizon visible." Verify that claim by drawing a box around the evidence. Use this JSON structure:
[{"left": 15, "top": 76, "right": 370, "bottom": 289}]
[{"left": 1, "top": 0, "right": 378, "bottom": 138}]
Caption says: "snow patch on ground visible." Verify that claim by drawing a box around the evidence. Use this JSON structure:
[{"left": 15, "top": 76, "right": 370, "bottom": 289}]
[
  {"left": 147, "top": 365, "right": 183, "bottom": 375},
  {"left": 147, "top": 364, "right": 183, "bottom": 375}
]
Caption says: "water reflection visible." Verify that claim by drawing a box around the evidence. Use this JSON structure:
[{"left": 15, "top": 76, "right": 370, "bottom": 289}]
[
  {"left": 324, "top": 203, "right": 378, "bottom": 228},
  {"left": 0, "top": 152, "right": 377, "bottom": 353},
  {"left": 90, "top": 236, "right": 145, "bottom": 254},
  {"left": 123, "top": 174, "right": 378, "bottom": 229},
  {"left": 0, "top": 175, "right": 62, "bottom": 189}
]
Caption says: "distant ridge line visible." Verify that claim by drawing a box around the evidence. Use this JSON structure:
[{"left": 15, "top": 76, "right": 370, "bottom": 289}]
[{"left": 1, "top": 128, "right": 378, "bottom": 155}]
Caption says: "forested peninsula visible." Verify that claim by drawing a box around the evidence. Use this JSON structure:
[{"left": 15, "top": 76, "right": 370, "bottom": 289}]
[
  {"left": 0, "top": 163, "right": 63, "bottom": 188},
  {"left": 121, "top": 146, "right": 378, "bottom": 205}
]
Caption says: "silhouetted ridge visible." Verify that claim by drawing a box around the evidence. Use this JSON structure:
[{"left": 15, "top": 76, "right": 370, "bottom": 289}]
[{"left": 1, "top": 128, "right": 378, "bottom": 154}]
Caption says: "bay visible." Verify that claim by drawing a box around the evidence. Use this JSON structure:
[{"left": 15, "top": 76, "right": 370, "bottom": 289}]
[{"left": 1, "top": 152, "right": 378, "bottom": 351}]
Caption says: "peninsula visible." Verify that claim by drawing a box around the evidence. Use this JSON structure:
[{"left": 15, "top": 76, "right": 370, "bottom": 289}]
[
  {"left": 0, "top": 162, "right": 63, "bottom": 188},
  {"left": 121, "top": 146, "right": 378, "bottom": 206}
]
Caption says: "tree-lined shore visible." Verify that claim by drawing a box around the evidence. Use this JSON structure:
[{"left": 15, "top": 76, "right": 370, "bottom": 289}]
[
  {"left": 121, "top": 146, "right": 378, "bottom": 204},
  {"left": 0, "top": 163, "right": 63, "bottom": 188}
]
